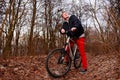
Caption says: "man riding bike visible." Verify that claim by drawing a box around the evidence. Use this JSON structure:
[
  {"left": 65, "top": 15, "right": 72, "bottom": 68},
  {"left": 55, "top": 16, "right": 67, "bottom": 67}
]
[{"left": 60, "top": 11, "right": 88, "bottom": 74}]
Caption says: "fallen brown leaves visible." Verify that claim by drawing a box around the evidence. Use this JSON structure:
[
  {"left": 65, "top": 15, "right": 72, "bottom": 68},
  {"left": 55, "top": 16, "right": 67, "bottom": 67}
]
[{"left": 0, "top": 53, "right": 120, "bottom": 80}]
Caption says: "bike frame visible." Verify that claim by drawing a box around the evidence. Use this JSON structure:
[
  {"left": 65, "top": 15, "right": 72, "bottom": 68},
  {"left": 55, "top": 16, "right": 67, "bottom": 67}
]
[{"left": 65, "top": 36, "right": 78, "bottom": 60}]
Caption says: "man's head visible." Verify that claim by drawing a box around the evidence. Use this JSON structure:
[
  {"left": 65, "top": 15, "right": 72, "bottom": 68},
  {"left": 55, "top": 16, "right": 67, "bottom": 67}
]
[{"left": 62, "top": 12, "right": 69, "bottom": 21}]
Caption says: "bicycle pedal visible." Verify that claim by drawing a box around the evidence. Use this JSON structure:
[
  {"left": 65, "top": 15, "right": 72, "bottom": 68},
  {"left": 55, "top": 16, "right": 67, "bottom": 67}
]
[{"left": 63, "top": 62, "right": 69, "bottom": 66}]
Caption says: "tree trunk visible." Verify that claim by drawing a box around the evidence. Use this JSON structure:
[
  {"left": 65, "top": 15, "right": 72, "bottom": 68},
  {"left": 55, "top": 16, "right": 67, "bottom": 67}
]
[{"left": 28, "top": 0, "right": 37, "bottom": 55}]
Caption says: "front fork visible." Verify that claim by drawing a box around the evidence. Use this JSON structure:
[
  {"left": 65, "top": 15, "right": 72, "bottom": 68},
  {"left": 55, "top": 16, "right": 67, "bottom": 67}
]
[
  {"left": 57, "top": 48, "right": 67, "bottom": 64},
  {"left": 58, "top": 37, "right": 71, "bottom": 64}
]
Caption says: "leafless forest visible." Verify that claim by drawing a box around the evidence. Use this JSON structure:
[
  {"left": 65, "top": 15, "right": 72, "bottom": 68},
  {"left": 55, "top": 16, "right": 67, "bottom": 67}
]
[{"left": 0, "top": 0, "right": 120, "bottom": 80}]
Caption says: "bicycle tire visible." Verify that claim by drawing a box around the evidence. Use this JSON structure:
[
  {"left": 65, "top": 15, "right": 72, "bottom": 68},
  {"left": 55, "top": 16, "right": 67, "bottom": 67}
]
[
  {"left": 74, "top": 49, "right": 82, "bottom": 69},
  {"left": 45, "top": 48, "right": 71, "bottom": 78}
]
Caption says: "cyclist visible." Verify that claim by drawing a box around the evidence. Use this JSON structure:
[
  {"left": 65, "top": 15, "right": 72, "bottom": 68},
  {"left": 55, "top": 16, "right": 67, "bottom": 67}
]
[{"left": 60, "top": 11, "right": 88, "bottom": 74}]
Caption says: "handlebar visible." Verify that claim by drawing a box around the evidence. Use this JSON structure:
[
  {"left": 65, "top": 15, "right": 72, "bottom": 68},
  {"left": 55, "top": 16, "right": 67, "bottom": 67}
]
[
  {"left": 65, "top": 30, "right": 72, "bottom": 34},
  {"left": 60, "top": 29, "right": 76, "bottom": 38},
  {"left": 65, "top": 30, "right": 74, "bottom": 37}
]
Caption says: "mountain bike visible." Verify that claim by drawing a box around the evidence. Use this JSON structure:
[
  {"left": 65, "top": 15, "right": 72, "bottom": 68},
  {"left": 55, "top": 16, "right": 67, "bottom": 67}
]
[{"left": 45, "top": 31, "right": 82, "bottom": 78}]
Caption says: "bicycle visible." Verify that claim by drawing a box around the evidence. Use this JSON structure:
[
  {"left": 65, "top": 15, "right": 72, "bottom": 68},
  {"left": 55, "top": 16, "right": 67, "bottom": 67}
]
[{"left": 45, "top": 31, "right": 82, "bottom": 78}]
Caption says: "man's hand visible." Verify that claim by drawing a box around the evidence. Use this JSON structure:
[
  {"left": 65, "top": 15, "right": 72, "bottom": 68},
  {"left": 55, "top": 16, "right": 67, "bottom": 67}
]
[
  {"left": 71, "top": 27, "right": 76, "bottom": 31},
  {"left": 61, "top": 29, "right": 65, "bottom": 33}
]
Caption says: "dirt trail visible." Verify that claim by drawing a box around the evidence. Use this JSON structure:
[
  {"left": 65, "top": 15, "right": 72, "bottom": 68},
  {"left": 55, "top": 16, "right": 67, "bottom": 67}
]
[{"left": 0, "top": 53, "right": 120, "bottom": 80}]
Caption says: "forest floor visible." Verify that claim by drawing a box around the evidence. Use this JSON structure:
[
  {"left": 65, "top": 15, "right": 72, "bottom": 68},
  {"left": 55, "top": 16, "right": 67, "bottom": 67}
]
[{"left": 0, "top": 52, "right": 120, "bottom": 80}]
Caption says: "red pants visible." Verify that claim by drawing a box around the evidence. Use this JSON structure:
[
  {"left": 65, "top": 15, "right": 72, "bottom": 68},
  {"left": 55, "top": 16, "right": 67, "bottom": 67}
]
[{"left": 65, "top": 37, "right": 87, "bottom": 69}]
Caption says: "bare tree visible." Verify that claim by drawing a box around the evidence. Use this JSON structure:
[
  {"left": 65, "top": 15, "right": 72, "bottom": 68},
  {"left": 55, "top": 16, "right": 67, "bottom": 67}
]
[
  {"left": 2, "top": 0, "right": 22, "bottom": 58},
  {"left": 28, "top": 0, "right": 37, "bottom": 55},
  {"left": 106, "top": 0, "right": 120, "bottom": 51}
]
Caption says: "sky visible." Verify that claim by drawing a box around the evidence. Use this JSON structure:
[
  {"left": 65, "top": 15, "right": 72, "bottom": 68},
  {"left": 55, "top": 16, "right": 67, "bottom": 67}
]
[
  {"left": 67, "top": 0, "right": 95, "bottom": 4},
  {"left": 67, "top": 0, "right": 106, "bottom": 28},
  {"left": 0, "top": 0, "right": 107, "bottom": 36},
  {"left": 64, "top": 0, "right": 95, "bottom": 25}
]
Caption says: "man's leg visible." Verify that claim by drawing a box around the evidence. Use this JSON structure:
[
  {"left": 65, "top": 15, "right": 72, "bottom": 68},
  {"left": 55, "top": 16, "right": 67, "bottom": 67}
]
[{"left": 76, "top": 37, "right": 87, "bottom": 70}]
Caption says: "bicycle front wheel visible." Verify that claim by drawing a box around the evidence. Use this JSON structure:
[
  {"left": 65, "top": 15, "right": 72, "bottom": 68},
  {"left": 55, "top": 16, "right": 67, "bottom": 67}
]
[{"left": 45, "top": 48, "right": 71, "bottom": 78}]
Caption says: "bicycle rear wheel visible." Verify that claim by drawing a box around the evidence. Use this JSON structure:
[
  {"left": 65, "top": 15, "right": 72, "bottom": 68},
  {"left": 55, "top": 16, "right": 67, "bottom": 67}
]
[
  {"left": 74, "top": 49, "right": 82, "bottom": 69},
  {"left": 46, "top": 48, "right": 71, "bottom": 78}
]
